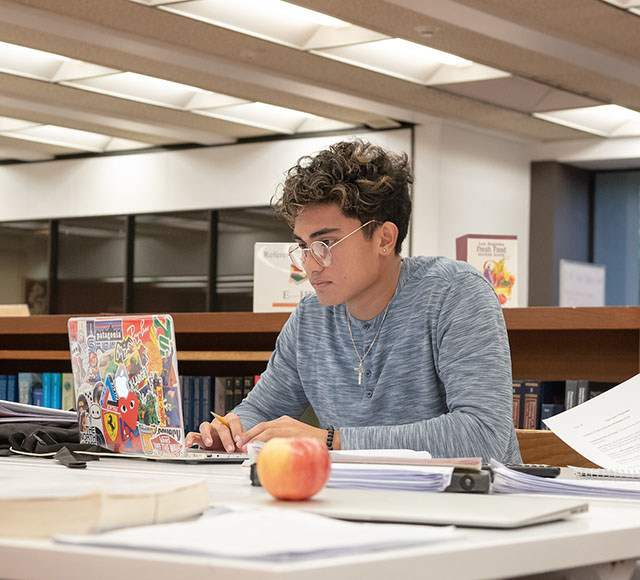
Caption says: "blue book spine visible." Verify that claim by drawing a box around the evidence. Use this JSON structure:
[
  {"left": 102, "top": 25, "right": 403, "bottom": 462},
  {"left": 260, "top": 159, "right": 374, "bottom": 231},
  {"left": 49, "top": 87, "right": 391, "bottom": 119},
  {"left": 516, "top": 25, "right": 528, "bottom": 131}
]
[
  {"left": 42, "top": 372, "right": 52, "bottom": 408},
  {"left": 541, "top": 403, "right": 565, "bottom": 429},
  {"left": 52, "top": 373, "right": 62, "bottom": 409},
  {"left": 192, "top": 376, "right": 203, "bottom": 434},
  {"left": 31, "top": 386, "right": 43, "bottom": 407},
  {"left": 19, "top": 372, "right": 42, "bottom": 405},
  {"left": 201, "top": 376, "right": 212, "bottom": 427},
  {"left": 7, "top": 375, "right": 18, "bottom": 402},
  {"left": 186, "top": 376, "right": 196, "bottom": 433},
  {"left": 0, "top": 375, "right": 7, "bottom": 401}
]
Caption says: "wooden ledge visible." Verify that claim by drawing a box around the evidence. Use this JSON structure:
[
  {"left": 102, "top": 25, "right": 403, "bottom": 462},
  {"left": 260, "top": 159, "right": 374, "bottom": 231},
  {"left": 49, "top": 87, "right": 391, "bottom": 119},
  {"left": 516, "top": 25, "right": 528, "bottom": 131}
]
[{"left": 516, "top": 429, "right": 599, "bottom": 468}]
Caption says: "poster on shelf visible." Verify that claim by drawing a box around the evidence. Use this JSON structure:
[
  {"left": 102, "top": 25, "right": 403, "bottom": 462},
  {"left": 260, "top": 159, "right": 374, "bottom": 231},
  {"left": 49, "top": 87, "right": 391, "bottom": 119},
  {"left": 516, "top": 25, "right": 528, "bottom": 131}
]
[
  {"left": 253, "top": 243, "right": 314, "bottom": 313},
  {"left": 559, "top": 259, "right": 605, "bottom": 307},
  {"left": 456, "top": 234, "right": 518, "bottom": 307}
]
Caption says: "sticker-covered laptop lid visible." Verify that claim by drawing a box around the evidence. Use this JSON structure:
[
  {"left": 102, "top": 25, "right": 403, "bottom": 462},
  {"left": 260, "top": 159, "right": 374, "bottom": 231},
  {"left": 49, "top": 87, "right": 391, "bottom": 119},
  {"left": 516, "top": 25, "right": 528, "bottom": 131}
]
[{"left": 68, "top": 314, "right": 185, "bottom": 457}]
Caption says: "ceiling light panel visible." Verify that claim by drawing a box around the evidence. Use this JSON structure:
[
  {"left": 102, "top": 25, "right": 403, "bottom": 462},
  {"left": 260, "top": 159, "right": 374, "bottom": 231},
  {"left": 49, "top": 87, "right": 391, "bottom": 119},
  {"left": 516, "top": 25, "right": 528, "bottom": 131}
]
[
  {"left": 314, "top": 38, "right": 508, "bottom": 85},
  {"left": 534, "top": 105, "right": 640, "bottom": 138},
  {"left": 158, "top": 0, "right": 385, "bottom": 50},
  {"left": 0, "top": 116, "right": 154, "bottom": 152},
  {"left": 0, "top": 41, "right": 116, "bottom": 82},
  {"left": 194, "top": 101, "right": 356, "bottom": 134},
  {"left": 63, "top": 71, "right": 248, "bottom": 110},
  {"left": 599, "top": 0, "right": 640, "bottom": 7}
]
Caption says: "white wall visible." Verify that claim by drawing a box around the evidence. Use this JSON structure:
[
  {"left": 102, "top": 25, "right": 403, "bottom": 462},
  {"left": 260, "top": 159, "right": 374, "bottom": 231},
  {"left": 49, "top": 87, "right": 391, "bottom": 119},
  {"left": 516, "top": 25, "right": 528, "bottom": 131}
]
[
  {"left": 0, "top": 124, "right": 532, "bottom": 304},
  {"left": 0, "top": 130, "right": 412, "bottom": 221},
  {"left": 411, "top": 122, "right": 531, "bottom": 306}
]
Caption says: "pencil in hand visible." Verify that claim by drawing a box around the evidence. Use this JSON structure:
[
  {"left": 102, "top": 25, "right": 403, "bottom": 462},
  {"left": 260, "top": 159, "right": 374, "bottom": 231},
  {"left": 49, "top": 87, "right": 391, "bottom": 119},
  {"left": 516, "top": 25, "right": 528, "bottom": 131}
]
[{"left": 210, "top": 411, "right": 230, "bottom": 428}]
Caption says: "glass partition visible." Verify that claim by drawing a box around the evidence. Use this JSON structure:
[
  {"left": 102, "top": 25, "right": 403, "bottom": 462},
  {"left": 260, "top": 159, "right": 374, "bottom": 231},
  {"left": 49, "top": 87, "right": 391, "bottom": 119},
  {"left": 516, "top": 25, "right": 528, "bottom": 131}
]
[
  {"left": 57, "top": 216, "right": 127, "bottom": 314},
  {"left": 0, "top": 220, "right": 50, "bottom": 314},
  {"left": 133, "top": 211, "right": 209, "bottom": 312}
]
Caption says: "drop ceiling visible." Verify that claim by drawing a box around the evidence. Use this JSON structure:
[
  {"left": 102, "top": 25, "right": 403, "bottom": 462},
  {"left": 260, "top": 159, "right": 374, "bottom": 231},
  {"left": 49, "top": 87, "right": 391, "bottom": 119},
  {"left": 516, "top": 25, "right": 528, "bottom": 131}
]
[{"left": 0, "top": 0, "right": 639, "bottom": 162}]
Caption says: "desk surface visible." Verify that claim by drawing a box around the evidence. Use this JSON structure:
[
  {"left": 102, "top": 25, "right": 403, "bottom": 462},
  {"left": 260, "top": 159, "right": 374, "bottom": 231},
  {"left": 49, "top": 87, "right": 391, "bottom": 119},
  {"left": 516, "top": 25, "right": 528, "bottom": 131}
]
[{"left": 2, "top": 456, "right": 640, "bottom": 580}]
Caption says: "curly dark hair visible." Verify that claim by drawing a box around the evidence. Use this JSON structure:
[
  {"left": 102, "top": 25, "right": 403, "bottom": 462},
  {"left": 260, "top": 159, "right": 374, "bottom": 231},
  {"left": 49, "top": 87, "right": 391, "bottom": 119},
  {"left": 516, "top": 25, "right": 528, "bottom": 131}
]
[{"left": 273, "top": 139, "right": 413, "bottom": 254}]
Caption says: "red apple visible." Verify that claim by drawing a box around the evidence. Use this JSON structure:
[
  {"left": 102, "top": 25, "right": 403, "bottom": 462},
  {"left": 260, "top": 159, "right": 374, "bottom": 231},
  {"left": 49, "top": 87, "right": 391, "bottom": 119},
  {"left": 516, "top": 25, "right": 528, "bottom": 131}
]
[{"left": 257, "top": 437, "right": 331, "bottom": 501}]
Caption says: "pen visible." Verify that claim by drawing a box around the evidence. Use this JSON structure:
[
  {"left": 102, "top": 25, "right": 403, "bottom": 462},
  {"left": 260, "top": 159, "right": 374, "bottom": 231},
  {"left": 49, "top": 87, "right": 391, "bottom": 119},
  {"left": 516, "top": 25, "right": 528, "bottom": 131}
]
[{"left": 210, "top": 411, "right": 231, "bottom": 428}]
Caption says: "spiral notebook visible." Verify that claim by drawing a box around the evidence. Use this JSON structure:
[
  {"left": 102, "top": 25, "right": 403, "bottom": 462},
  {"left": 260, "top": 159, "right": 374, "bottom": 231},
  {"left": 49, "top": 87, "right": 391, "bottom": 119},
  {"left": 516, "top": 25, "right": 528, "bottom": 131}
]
[{"left": 572, "top": 467, "right": 640, "bottom": 480}]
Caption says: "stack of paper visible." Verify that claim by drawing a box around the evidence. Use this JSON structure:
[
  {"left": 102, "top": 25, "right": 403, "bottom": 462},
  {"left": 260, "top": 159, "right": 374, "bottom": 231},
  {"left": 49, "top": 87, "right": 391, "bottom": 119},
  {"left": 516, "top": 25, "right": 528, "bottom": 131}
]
[
  {"left": 328, "top": 463, "right": 454, "bottom": 492},
  {"left": 0, "top": 400, "right": 77, "bottom": 423},
  {"left": 56, "top": 506, "right": 462, "bottom": 561},
  {"left": 491, "top": 460, "right": 640, "bottom": 500}
]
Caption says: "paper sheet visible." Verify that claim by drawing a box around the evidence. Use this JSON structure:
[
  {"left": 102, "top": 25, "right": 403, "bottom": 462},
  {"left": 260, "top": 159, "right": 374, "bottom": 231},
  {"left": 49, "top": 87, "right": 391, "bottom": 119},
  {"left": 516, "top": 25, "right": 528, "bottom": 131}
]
[
  {"left": 543, "top": 373, "right": 640, "bottom": 471},
  {"left": 56, "top": 506, "right": 462, "bottom": 561}
]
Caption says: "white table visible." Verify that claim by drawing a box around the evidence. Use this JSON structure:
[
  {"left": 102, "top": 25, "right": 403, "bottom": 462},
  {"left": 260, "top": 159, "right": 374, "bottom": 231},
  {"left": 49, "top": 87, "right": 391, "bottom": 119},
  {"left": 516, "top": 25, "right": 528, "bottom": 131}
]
[{"left": 2, "top": 456, "right": 640, "bottom": 580}]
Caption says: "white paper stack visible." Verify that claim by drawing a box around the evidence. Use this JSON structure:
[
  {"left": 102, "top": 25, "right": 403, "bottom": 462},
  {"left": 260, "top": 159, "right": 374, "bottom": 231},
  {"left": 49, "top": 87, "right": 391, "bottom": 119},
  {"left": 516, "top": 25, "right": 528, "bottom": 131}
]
[
  {"left": 328, "top": 463, "right": 454, "bottom": 492},
  {"left": 491, "top": 460, "right": 640, "bottom": 500}
]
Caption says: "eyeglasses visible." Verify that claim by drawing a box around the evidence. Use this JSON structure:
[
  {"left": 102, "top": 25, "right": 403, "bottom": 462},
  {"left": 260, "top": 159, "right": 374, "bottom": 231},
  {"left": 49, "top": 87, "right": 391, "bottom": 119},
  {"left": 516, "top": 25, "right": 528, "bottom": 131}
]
[{"left": 288, "top": 220, "right": 379, "bottom": 271}]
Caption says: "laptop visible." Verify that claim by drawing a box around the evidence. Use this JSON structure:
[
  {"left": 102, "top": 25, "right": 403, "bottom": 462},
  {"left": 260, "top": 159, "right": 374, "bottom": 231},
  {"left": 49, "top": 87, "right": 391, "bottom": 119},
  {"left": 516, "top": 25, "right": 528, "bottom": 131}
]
[
  {"left": 232, "top": 488, "right": 589, "bottom": 529},
  {"left": 68, "top": 314, "right": 247, "bottom": 463}
]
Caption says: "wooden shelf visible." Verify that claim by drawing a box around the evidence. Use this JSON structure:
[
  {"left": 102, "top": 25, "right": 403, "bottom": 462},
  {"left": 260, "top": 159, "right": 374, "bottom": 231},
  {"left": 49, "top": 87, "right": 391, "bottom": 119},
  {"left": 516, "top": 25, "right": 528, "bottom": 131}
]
[{"left": 0, "top": 307, "right": 639, "bottom": 379}]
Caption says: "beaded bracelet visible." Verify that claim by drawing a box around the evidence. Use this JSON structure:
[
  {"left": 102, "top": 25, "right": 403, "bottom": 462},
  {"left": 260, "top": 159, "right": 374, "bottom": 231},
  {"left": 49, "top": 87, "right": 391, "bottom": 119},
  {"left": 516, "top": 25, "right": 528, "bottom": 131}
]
[{"left": 326, "top": 425, "right": 335, "bottom": 450}]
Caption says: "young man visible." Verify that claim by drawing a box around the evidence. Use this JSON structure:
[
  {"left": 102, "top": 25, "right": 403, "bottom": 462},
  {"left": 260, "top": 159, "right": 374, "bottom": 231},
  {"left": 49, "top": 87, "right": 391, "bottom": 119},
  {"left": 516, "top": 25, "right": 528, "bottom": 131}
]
[{"left": 186, "top": 139, "right": 522, "bottom": 463}]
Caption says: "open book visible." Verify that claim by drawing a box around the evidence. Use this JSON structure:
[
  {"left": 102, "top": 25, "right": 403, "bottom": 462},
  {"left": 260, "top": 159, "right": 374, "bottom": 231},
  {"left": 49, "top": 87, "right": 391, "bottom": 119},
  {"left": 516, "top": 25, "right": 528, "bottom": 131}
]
[{"left": 1, "top": 474, "right": 210, "bottom": 538}]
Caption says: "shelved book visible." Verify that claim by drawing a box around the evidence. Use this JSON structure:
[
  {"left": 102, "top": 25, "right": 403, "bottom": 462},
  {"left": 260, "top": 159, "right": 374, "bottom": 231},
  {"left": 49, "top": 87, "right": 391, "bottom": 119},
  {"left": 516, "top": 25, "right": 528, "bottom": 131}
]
[
  {"left": 180, "top": 374, "right": 260, "bottom": 433},
  {"left": 2, "top": 372, "right": 76, "bottom": 410}
]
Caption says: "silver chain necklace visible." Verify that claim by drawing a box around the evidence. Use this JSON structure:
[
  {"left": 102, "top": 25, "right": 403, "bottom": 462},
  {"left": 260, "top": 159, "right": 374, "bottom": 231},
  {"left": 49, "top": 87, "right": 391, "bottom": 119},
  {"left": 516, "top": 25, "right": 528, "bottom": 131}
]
[{"left": 346, "top": 304, "right": 391, "bottom": 385}]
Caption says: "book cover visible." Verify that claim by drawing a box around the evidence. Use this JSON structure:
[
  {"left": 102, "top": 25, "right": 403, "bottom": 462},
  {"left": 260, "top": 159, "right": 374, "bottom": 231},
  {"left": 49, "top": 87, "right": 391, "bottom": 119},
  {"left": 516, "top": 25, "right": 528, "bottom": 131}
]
[
  {"left": 0, "top": 375, "right": 7, "bottom": 401},
  {"left": 564, "top": 380, "right": 578, "bottom": 410},
  {"left": 61, "top": 373, "right": 75, "bottom": 410},
  {"left": 455, "top": 234, "right": 518, "bottom": 307},
  {"left": 31, "top": 386, "right": 43, "bottom": 407},
  {"left": 520, "top": 380, "right": 542, "bottom": 429},
  {"left": 576, "top": 379, "right": 589, "bottom": 406},
  {"left": 52, "top": 373, "right": 62, "bottom": 409},
  {"left": 42, "top": 372, "right": 52, "bottom": 408},
  {"left": 540, "top": 404, "right": 565, "bottom": 430},
  {"left": 7, "top": 375, "right": 18, "bottom": 402},
  {"left": 182, "top": 375, "right": 195, "bottom": 432},
  {"left": 224, "top": 377, "right": 234, "bottom": 413},
  {"left": 243, "top": 376, "right": 254, "bottom": 399},
  {"left": 201, "top": 376, "right": 212, "bottom": 427},
  {"left": 233, "top": 376, "right": 243, "bottom": 408},
  {"left": 512, "top": 381, "right": 522, "bottom": 429},
  {"left": 214, "top": 376, "right": 228, "bottom": 416},
  {"left": 18, "top": 372, "right": 42, "bottom": 406},
  {"left": 192, "top": 376, "right": 203, "bottom": 433},
  {"left": 253, "top": 242, "right": 314, "bottom": 313},
  {"left": 0, "top": 475, "right": 209, "bottom": 539}
]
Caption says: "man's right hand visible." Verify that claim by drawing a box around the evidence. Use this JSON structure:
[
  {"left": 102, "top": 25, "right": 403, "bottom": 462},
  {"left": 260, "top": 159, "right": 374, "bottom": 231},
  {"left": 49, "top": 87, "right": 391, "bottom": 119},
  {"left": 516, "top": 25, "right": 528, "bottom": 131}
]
[{"left": 184, "top": 413, "right": 244, "bottom": 453}]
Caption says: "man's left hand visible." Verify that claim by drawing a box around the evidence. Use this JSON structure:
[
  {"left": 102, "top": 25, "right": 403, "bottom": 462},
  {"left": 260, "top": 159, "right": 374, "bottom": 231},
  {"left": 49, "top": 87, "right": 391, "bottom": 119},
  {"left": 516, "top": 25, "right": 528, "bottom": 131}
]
[{"left": 235, "top": 415, "right": 340, "bottom": 450}]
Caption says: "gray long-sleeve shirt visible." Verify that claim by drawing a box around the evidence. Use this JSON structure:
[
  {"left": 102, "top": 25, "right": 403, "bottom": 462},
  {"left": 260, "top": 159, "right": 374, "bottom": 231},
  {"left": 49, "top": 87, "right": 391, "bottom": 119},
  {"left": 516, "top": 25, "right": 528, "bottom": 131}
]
[{"left": 234, "top": 255, "right": 522, "bottom": 464}]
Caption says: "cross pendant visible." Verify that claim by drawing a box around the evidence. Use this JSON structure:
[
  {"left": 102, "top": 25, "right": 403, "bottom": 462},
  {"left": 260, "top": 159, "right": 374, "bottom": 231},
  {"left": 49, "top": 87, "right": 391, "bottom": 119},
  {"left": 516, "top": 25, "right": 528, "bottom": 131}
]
[{"left": 354, "top": 363, "right": 363, "bottom": 385}]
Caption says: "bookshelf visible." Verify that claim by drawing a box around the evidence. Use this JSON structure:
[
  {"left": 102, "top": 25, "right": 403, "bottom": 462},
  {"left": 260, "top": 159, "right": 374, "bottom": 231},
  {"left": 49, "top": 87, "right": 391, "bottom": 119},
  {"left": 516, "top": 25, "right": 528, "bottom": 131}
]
[
  {"left": 3, "top": 307, "right": 639, "bottom": 379},
  {"left": 1, "top": 307, "right": 637, "bottom": 466}
]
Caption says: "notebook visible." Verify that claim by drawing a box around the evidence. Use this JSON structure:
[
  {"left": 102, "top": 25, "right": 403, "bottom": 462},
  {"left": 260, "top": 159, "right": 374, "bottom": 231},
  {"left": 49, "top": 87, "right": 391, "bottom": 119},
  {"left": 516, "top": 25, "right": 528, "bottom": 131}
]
[
  {"left": 68, "top": 314, "right": 247, "bottom": 463},
  {"left": 232, "top": 487, "right": 589, "bottom": 529}
]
